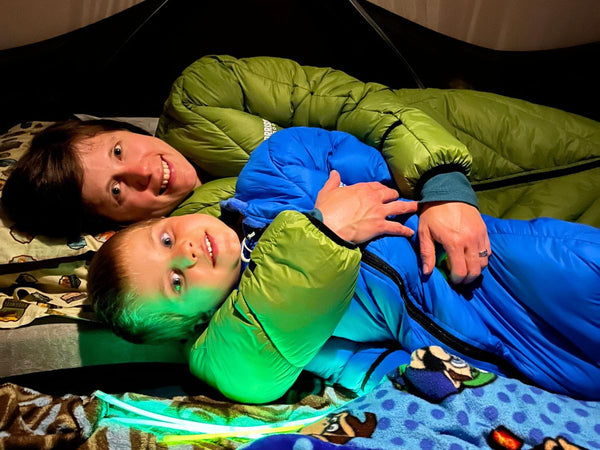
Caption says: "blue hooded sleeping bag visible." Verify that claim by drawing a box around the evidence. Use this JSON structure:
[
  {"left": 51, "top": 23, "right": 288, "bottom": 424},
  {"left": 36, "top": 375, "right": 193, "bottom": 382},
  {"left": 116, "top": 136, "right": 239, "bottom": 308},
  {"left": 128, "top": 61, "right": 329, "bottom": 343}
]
[{"left": 223, "top": 127, "right": 600, "bottom": 399}]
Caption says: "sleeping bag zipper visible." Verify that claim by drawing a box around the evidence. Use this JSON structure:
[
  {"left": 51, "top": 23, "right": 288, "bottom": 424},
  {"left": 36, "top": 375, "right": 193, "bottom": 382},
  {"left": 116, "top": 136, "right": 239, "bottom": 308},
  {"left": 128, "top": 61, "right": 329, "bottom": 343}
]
[
  {"left": 471, "top": 158, "right": 600, "bottom": 191},
  {"left": 361, "top": 249, "right": 528, "bottom": 381}
]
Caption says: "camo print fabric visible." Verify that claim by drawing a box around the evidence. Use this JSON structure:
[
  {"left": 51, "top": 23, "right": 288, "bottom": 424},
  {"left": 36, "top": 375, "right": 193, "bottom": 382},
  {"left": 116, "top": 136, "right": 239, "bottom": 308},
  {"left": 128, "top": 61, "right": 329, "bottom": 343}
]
[{"left": 0, "top": 382, "right": 101, "bottom": 449}]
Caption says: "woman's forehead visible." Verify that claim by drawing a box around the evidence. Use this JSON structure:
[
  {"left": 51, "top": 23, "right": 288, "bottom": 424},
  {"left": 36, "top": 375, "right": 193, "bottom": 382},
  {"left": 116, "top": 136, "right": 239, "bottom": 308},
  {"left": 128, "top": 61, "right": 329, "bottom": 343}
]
[{"left": 75, "top": 130, "right": 119, "bottom": 153}]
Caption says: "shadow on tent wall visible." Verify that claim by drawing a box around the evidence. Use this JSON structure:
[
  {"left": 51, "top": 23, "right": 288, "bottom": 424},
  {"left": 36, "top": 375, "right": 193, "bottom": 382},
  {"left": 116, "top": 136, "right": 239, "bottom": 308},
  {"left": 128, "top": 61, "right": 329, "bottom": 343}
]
[{"left": 0, "top": 0, "right": 598, "bottom": 132}]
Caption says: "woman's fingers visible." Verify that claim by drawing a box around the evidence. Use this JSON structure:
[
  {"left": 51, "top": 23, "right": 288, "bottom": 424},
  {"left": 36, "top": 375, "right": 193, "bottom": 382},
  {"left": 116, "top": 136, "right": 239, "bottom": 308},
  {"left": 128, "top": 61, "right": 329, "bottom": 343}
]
[{"left": 384, "top": 200, "right": 418, "bottom": 216}]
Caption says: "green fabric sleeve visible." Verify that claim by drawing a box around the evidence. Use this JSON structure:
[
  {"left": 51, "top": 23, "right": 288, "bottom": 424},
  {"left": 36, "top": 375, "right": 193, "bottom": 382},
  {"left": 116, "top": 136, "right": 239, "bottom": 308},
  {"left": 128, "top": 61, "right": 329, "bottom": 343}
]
[
  {"left": 187, "top": 210, "right": 361, "bottom": 404},
  {"left": 168, "top": 177, "right": 237, "bottom": 218},
  {"left": 157, "top": 54, "right": 473, "bottom": 199}
]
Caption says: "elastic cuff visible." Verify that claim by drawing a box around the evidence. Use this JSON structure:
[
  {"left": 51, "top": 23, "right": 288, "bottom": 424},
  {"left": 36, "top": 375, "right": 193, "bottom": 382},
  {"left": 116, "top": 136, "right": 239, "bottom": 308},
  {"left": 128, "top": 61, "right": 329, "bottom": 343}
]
[
  {"left": 419, "top": 172, "right": 478, "bottom": 208},
  {"left": 307, "top": 208, "right": 324, "bottom": 223},
  {"left": 361, "top": 349, "right": 411, "bottom": 393}
]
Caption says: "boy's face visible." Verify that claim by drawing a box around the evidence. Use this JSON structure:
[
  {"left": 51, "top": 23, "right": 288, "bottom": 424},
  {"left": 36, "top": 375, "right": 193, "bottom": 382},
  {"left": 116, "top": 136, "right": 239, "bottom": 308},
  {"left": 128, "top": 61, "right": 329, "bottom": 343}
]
[
  {"left": 120, "top": 214, "right": 241, "bottom": 318},
  {"left": 78, "top": 131, "right": 201, "bottom": 223}
]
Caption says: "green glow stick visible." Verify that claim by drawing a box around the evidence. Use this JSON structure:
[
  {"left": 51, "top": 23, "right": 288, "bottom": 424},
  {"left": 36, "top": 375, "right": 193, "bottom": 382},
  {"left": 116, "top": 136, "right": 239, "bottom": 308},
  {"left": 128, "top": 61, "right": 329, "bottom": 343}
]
[
  {"left": 96, "top": 390, "right": 328, "bottom": 435},
  {"left": 159, "top": 422, "right": 306, "bottom": 443}
]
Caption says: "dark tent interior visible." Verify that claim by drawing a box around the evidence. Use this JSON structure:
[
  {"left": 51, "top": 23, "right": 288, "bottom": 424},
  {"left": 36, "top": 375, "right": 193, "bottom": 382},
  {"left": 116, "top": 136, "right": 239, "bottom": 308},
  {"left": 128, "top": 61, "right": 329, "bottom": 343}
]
[
  {"left": 1, "top": 2, "right": 599, "bottom": 446},
  {"left": 2, "top": 0, "right": 600, "bottom": 395},
  {"left": 1, "top": 0, "right": 599, "bottom": 133}
]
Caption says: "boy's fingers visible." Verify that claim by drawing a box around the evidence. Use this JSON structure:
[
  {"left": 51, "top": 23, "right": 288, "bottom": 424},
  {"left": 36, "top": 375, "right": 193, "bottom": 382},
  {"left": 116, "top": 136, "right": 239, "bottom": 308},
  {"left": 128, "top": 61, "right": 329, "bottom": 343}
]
[
  {"left": 383, "top": 221, "right": 415, "bottom": 237},
  {"left": 321, "top": 170, "right": 341, "bottom": 192},
  {"left": 378, "top": 185, "right": 401, "bottom": 203}
]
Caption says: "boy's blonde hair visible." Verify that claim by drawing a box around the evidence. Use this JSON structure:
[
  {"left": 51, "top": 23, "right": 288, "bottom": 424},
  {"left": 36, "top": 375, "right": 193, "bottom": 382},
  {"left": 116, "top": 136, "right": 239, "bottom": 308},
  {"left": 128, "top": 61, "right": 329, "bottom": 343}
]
[{"left": 88, "top": 219, "right": 208, "bottom": 344}]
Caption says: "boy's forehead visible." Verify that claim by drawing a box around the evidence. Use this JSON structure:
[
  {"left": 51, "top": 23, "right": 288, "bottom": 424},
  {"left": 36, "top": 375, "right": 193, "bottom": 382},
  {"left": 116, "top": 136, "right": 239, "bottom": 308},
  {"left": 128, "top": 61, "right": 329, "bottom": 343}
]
[{"left": 119, "top": 224, "right": 159, "bottom": 285}]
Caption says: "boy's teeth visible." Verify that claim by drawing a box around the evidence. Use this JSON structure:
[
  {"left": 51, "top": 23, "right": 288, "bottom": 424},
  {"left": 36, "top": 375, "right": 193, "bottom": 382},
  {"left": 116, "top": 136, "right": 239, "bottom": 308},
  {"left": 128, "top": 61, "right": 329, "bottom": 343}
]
[
  {"left": 205, "top": 236, "right": 213, "bottom": 259},
  {"left": 160, "top": 160, "right": 170, "bottom": 191}
]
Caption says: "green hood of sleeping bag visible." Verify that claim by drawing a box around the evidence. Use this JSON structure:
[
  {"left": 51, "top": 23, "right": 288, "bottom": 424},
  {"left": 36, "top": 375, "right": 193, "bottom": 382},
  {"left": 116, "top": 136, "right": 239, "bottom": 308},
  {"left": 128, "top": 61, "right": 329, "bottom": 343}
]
[{"left": 159, "top": 55, "right": 600, "bottom": 227}]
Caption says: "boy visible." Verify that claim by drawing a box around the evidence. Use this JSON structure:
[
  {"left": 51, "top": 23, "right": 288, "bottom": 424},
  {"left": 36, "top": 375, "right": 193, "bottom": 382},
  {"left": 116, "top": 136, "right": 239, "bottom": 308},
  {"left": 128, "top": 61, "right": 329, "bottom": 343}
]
[{"left": 89, "top": 128, "right": 600, "bottom": 404}]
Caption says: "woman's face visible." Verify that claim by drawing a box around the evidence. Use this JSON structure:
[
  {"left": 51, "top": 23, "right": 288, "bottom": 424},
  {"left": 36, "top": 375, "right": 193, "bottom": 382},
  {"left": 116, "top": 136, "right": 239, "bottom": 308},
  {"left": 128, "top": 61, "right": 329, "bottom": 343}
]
[{"left": 78, "top": 131, "right": 201, "bottom": 223}]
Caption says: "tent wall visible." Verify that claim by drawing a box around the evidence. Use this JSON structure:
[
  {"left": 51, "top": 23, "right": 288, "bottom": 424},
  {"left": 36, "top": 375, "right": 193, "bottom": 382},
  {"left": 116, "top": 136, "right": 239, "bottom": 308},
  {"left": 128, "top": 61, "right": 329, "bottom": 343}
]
[
  {"left": 0, "top": 0, "right": 598, "bottom": 132},
  {"left": 368, "top": 0, "right": 600, "bottom": 51},
  {"left": 0, "top": 0, "right": 145, "bottom": 50}
]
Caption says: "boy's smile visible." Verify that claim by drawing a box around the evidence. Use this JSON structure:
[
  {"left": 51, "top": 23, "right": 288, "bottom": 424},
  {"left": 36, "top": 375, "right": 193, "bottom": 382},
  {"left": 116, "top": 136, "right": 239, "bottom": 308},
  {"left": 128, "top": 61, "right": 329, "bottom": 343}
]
[{"left": 120, "top": 214, "right": 242, "bottom": 317}]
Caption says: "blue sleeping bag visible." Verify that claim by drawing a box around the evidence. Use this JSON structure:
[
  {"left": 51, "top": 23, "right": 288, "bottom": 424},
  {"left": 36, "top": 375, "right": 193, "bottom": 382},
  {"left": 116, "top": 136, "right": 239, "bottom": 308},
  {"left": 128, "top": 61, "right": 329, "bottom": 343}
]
[{"left": 224, "top": 127, "right": 600, "bottom": 399}]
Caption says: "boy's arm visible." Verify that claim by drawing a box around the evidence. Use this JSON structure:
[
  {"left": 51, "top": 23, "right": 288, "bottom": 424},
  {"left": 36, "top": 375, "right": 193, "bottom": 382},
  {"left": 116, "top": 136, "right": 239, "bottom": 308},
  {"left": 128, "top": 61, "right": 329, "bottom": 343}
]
[
  {"left": 229, "top": 127, "right": 395, "bottom": 228},
  {"left": 305, "top": 338, "right": 411, "bottom": 394},
  {"left": 188, "top": 210, "right": 362, "bottom": 404}
]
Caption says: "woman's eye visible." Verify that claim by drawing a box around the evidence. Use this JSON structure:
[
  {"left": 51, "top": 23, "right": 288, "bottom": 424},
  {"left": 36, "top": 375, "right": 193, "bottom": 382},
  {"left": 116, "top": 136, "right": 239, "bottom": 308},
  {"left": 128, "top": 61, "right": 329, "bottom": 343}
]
[
  {"left": 113, "top": 144, "right": 122, "bottom": 157},
  {"left": 170, "top": 271, "right": 184, "bottom": 295},
  {"left": 160, "top": 232, "right": 173, "bottom": 248},
  {"left": 111, "top": 182, "right": 121, "bottom": 197}
]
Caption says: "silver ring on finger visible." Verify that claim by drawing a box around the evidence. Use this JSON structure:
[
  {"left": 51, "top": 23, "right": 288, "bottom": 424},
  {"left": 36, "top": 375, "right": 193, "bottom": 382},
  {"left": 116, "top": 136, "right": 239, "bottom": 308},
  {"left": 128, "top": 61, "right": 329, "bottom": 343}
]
[{"left": 478, "top": 250, "right": 489, "bottom": 258}]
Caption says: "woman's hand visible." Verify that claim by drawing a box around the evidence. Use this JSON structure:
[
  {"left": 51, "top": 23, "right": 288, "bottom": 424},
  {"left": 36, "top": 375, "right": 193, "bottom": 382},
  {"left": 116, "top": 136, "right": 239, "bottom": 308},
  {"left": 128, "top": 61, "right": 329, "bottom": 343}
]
[
  {"left": 315, "top": 171, "right": 418, "bottom": 244},
  {"left": 418, "top": 201, "right": 490, "bottom": 284}
]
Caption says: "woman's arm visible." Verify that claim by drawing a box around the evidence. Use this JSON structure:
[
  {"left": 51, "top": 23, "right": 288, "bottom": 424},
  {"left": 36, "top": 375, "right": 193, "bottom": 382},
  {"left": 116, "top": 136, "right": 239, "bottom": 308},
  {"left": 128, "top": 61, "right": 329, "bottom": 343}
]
[
  {"left": 159, "top": 55, "right": 488, "bottom": 283},
  {"left": 157, "top": 54, "right": 472, "bottom": 200}
]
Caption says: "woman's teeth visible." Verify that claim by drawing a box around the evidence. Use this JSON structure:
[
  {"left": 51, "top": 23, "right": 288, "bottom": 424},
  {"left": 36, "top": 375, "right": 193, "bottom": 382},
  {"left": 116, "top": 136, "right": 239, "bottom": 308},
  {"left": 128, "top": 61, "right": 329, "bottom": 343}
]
[{"left": 160, "top": 159, "right": 170, "bottom": 194}]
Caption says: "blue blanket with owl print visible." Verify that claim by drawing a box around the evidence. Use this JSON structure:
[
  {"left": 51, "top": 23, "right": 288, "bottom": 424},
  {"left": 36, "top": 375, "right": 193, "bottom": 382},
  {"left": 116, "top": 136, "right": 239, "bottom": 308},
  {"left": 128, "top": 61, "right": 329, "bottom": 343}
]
[
  {"left": 4, "top": 346, "right": 597, "bottom": 449},
  {"left": 241, "top": 346, "right": 600, "bottom": 450}
]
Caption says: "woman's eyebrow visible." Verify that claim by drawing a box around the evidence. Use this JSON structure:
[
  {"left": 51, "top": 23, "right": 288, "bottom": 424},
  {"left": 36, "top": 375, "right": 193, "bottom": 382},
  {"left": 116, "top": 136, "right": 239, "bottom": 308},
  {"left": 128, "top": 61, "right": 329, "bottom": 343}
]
[{"left": 104, "top": 136, "right": 121, "bottom": 206}]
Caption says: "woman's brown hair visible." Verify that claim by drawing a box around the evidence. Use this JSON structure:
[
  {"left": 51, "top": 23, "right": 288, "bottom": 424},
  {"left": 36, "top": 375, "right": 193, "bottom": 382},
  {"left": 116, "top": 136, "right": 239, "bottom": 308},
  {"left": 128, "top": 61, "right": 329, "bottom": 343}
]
[{"left": 1, "top": 119, "right": 150, "bottom": 239}]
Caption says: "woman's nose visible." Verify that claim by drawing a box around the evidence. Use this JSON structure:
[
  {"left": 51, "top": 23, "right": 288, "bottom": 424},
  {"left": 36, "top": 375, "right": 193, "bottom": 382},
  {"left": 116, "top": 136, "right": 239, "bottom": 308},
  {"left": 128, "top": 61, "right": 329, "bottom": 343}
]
[{"left": 122, "top": 163, "right": 151, "bottom": 190}]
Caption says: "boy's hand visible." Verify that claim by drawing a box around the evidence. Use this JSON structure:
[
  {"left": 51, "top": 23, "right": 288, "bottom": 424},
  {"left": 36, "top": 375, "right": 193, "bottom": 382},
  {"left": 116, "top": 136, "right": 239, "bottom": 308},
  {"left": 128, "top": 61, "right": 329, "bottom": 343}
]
[
  {"left": 418, "top": 201, "right": 490, "bottom": 284},
  {"left": 316, "top": 170, "right": 418, "bottom": 244}
]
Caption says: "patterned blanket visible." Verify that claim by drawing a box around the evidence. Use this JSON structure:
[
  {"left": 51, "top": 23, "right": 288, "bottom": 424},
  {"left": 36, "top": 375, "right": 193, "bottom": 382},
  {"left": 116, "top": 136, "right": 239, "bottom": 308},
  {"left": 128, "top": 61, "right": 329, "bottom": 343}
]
[{"left": 1, "top": 346, "right": 598, "bottom": 450}]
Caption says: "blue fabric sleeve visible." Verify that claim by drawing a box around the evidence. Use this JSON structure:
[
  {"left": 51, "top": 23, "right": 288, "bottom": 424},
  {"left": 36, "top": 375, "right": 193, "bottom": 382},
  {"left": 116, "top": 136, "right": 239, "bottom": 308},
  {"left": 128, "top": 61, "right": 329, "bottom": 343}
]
[
  {"left": 226, "top": 127, "right": 393, "bottom": 228},
  {"left": 420, "top": 172, "right": 479, "bottom": 208},
  {"left": 305, "top": 337, "right": 411, "bottom": 394}
]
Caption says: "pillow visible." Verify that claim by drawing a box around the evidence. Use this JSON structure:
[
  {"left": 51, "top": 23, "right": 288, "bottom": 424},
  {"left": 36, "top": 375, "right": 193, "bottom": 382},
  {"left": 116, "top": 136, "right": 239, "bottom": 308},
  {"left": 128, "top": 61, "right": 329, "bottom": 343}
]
[
  {"left": 0, "top": 122, "right": 102, "bottom": 327},
  {"left": 0, "top": 118, "right": 155, "bottom": 328}
]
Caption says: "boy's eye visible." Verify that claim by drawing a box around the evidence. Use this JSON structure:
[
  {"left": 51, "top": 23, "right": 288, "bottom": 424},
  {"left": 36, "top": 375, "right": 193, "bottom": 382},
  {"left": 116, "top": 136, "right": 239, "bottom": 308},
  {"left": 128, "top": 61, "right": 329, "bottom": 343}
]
[
  {"left": 111, "top": 182, "right": 121, "bottom": 197},
  {"left": 160, "top": 232, "right": 173, "bottom": 248},
  {"left": 170, "top": 271, "right": 184, "bottom": 295},
  {"left": 113, "top": 144, "right": 122, "bottom": 157}
]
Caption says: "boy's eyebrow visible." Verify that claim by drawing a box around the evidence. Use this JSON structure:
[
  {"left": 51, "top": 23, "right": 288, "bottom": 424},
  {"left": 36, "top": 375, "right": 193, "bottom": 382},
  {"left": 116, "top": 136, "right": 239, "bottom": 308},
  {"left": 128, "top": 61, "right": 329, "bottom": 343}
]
[{"left": 147, "top": 224, "right": 170, "bottom": 299}]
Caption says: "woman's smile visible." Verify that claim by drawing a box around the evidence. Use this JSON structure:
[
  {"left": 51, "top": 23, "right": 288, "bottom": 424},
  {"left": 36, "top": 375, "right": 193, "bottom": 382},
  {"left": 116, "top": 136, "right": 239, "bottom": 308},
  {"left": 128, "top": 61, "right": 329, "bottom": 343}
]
[
  {"left": 78, "top": 130, "right": 202, "bottom": 222},
  {"left": 159, "top": 157, "right": 171, "bottom": 195}
]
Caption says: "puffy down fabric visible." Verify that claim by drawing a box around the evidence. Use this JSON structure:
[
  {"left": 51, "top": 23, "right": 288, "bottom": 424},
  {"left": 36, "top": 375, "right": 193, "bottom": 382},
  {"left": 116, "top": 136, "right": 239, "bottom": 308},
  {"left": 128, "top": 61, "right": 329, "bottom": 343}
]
[
  {"left": 159, "top": 55, "right": 600, "bottom": 226},
  {"left": 212, "top": 127, "right": 600, "bottom": 402},
  {"left": 187, "top": 210, "right": 362, "bottom": 404},
  {"left": 157, "top": 54, "right": 473, "bottom": 207}
]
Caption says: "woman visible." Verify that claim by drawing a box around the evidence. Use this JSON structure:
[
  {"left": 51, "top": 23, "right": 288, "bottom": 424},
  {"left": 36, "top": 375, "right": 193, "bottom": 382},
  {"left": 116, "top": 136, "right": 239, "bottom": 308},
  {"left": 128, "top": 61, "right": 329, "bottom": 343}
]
[
  {"left": 2, "top": 119, "right": 201, "bottom": 237},
  {"left": 9, "top": 53, "right": 597, "bottom": 284}
]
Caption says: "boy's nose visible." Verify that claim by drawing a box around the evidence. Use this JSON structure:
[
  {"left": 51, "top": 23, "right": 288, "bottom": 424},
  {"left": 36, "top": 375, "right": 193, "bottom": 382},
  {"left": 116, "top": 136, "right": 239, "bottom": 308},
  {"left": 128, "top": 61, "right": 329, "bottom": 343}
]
[{"left": 179, "top": 241, "right": 198, "bottom": 267}]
